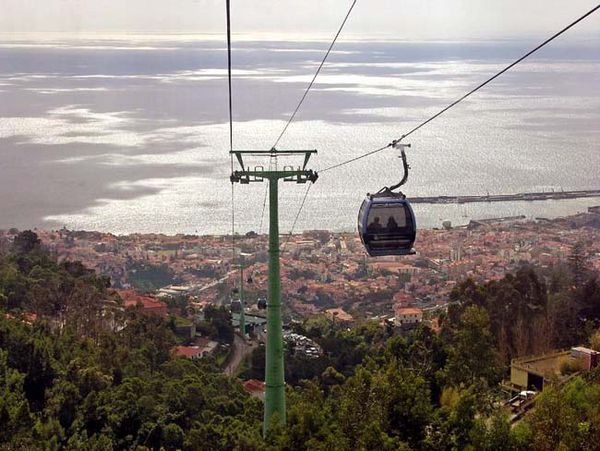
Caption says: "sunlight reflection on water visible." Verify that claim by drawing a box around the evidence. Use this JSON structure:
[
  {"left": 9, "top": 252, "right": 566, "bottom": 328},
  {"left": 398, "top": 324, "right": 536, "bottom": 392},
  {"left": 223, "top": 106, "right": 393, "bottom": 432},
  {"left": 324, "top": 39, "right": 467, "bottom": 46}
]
[{"left": 0, "top": 39, "right": 598, "bottom": 234}]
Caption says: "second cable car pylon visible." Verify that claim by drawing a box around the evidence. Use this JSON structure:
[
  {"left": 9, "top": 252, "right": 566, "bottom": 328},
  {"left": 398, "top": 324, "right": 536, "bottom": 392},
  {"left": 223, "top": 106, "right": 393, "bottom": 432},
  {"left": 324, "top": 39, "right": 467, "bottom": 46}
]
[{"left": 230, "top": 148, "right": 318, "bottom": 436}]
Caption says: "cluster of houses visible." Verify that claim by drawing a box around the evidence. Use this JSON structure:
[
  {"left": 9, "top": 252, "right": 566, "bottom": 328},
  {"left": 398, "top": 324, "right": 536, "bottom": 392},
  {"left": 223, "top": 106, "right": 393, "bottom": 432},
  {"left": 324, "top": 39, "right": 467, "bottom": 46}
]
[{"left": 115, "top": 289, "right": 219, "bottom": 361}]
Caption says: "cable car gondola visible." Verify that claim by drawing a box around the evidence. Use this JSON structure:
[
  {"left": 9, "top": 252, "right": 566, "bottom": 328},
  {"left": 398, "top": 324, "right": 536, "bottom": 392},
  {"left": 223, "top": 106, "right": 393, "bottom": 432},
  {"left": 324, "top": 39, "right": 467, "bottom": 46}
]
[{"left": 358, "top": 143, "right": 416, "bottom": 257}]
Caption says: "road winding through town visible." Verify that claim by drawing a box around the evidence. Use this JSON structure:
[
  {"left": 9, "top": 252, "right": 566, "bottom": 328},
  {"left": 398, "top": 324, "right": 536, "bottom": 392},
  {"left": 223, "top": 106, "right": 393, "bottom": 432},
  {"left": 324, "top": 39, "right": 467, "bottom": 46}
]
[{"left": 224, "top": 333, "right": 256, "bottom": 376}]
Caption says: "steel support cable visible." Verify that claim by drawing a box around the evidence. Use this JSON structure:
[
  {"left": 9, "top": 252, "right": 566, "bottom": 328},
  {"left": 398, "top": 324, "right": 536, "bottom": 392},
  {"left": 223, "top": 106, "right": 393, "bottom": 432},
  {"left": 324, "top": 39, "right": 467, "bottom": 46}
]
[
  {"left": 259, "top": 183, "right": 269, "bottom": 234},
  {"left": 258, "top": 155, "right": 274, "bottom": 234},
  {"left": 264, "top": 0, "right": 358, "bottom": 240},
  {"left": 319, "top": 2, "right": 600, "bottom": 174},
  {"left": 258, "top": 154, "right": 279, "bottom": 235},
  {"left": 281, "top": 183, "right": 313, "bottom": 251},
  {"left": 226, "top": 0, "right": 236, "bottom": 267},
  {"left": 271, "top": 0, "right": 358, "bottom": 150},
  {"left": 226, "top": 0, "right": 234, "bottom": 153}
]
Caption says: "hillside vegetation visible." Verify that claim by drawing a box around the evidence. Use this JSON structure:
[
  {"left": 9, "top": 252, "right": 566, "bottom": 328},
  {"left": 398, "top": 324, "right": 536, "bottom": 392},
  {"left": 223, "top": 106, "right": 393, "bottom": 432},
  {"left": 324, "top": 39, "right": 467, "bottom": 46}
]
[{"left": 1, "top": 231, "right": 599, "bottom": 450}]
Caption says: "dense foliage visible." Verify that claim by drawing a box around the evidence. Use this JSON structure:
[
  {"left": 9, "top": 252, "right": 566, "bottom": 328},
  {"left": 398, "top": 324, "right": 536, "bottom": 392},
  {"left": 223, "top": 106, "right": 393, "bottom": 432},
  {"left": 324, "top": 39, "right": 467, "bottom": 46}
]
[
  {"left": 447, "top": 264, "right": 600, "bottom": 363},
  {"left": 127, "top": 262, "right": 178, "bottom": 292},
  {"left": 0, "top": 312, "right": 264, "bottom": 450},
  {"left": 201, "top": 305, "right": 235, "bottom": 345},
  {"left": 1, "top": 231, "right": 599, "bottom": 450},
  {"left": 0, "top": 230, "right": 112, "bottom": 339}
]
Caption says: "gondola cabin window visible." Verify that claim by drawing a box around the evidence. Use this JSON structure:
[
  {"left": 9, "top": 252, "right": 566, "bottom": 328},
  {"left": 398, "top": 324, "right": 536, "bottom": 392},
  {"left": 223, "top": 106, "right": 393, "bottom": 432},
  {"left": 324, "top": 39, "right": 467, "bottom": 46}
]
[{"left": 366, "top": 203, "right": 409, "bottom": 233}]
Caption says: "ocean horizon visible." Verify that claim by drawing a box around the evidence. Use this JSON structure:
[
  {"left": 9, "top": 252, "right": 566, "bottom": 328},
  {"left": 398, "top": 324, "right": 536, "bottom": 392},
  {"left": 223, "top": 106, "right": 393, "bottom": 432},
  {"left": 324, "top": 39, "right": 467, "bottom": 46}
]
[{"left": 1, "top": 35, "right": 599, "bottom": 235}]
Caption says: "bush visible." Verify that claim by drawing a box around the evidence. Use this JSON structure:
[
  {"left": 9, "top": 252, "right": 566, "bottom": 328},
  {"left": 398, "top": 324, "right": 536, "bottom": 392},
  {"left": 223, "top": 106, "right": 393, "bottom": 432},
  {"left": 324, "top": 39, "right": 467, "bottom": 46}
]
[
  {"left": 559, "top": 357, "right": 585, "bottom": 375},
  {"left": 590, "top": 329, "right": 600, "bottom": 352}
]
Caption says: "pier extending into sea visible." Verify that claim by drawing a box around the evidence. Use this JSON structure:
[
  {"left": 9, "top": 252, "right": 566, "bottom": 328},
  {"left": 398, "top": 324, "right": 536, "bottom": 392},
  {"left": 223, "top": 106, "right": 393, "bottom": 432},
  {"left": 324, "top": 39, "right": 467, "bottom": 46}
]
[{"left": 409, "top": 189, "right": 600, "bottom": 205}]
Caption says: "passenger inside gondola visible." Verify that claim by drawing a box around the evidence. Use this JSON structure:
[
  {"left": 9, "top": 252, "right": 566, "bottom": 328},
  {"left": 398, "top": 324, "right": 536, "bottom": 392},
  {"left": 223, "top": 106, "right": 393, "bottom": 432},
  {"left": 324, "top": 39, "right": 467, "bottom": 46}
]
[
  {"left": 386, "top": 216, "right": 399, "bottom": 231},
  {"left": 368, "top": 216, "right": 382, "bottom": 232}
]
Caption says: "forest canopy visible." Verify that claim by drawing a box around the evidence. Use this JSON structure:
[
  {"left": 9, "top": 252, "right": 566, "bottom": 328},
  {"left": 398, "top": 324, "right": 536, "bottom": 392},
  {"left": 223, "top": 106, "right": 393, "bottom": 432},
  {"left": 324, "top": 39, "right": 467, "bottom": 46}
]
[{"left": 1, "top": 231, "right": 599, "bottom": 450}]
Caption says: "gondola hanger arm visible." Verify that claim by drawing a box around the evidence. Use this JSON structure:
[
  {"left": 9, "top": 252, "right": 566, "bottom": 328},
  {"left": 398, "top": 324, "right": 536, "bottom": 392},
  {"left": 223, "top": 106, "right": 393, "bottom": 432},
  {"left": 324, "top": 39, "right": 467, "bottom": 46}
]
[{"left": 382, "top": 142, "right": 411, "bottom": 193}]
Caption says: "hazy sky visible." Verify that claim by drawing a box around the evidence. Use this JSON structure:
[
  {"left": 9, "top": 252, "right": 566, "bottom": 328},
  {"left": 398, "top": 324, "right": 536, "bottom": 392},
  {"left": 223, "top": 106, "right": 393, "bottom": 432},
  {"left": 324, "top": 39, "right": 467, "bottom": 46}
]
[{"left": 1, "top": 0, "right": 599, "bottom": 40}]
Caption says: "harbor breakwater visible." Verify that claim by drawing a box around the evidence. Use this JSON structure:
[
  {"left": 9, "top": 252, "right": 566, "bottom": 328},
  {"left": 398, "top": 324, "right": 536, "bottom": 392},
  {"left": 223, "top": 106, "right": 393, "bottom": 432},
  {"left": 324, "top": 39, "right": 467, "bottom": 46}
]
[{"left": 410, "top": 189, "right": 600, "bottom": 204}]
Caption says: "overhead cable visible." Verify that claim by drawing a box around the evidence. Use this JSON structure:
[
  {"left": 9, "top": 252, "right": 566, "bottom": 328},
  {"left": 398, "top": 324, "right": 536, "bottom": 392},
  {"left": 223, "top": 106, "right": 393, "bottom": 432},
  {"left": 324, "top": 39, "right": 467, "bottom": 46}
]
[
  {"left": 226, "top": 0, "right": 237, "bottom": 265},
  {"left": 281, "top": 183, "right": 313, "bottom": 251},
  {"left": 271, "top": 0, "right": 358, "bottom": 149},
  {"left": 320, "top": 2, "right": 600, "bottom": 174},
  {"left": 268, "top": 0, "right": 358, "bottom": 241}
]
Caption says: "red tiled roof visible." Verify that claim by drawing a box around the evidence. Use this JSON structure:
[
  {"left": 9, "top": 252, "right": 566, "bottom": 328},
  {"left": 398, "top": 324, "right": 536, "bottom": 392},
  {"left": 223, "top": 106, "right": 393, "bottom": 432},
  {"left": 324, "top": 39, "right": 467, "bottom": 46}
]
[
  {"left": 325, "top": 308, "right": 353, "bottom": 322},
  {"left": 117, "top": 290, "right": 167, "bottom": 313},
  {"left": 242, "top": 379, "right": 265, "bottom": 393},
  {"left": 395, "top": 306, "right": 422, "bottom": 316},
  {"left": 5, "top": 312, "right": 38, "bottom": 325},
  {"left": 173, "top": 346, "right": 202, "bottom": 359}
]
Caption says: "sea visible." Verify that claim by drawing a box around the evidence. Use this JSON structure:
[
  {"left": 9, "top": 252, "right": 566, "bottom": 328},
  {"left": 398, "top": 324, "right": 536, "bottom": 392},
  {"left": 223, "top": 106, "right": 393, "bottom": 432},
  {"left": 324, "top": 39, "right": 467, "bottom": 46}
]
[{"left": 0, "top": 34, "right": 599, "bottom": 235}]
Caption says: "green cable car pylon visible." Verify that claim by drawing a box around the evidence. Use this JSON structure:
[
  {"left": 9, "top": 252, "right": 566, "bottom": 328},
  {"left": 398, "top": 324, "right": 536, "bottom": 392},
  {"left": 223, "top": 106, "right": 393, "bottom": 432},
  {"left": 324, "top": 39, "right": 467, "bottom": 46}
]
[
  {"left": 230, "top": 149, "right": 318, "bottom": 435},
  {"left": 237, "top": 252, "right": 252, "bottom": 339}
]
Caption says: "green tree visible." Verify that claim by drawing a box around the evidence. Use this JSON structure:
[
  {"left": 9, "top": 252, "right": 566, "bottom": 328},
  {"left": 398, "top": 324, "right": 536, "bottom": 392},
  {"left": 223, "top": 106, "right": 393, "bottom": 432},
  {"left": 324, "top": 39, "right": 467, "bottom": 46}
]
[
  {"left": 525, "top": 377, "right": 600, "bottom": 450},
  {"left": 590, "top": 329, "right": 600, "bottom": 351},
  {"left": 0, "top": 349, "right": 33, "bottom": 444},
  {"left": 12, "top": 230, "right": 41, "bottom": 255},
  {"left": 445, "top": 305, "right": 502, "bottom": 388},
  {"left": 204, "top": 305, "right": 234, "bottom": 344},
  {"left": 469, "top": 413, "right": 521, "bottom": 451},
  {"left": 569, "top": 241, "right": 589, "bottom": 288}
]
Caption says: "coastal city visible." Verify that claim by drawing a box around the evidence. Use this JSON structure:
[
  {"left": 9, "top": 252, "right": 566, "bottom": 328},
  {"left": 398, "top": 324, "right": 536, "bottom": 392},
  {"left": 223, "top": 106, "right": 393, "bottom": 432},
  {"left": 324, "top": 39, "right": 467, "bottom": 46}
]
[
  {"left": 3, "top": 206, "right": 598, "bottom": 328},
  {"left": 1, "top": 0, "right": 599, "bottom": 447},
  {"left": 2, "top": 205, "right": 599, "bottom": 420}
]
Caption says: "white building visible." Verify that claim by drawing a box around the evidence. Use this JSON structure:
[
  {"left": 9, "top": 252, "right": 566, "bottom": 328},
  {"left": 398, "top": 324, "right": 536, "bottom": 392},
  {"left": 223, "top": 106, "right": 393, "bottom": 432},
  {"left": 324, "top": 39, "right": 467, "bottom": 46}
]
[{"left": 394, "top": 306, "right": 423, "bottom": 326}]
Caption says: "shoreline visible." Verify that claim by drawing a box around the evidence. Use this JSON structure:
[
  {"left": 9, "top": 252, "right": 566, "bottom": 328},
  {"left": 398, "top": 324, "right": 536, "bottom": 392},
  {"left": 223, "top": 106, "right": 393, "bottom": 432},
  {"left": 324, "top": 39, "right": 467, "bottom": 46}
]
[{"left": 2, "top": 206, "right": 598, "bottom": 240}]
